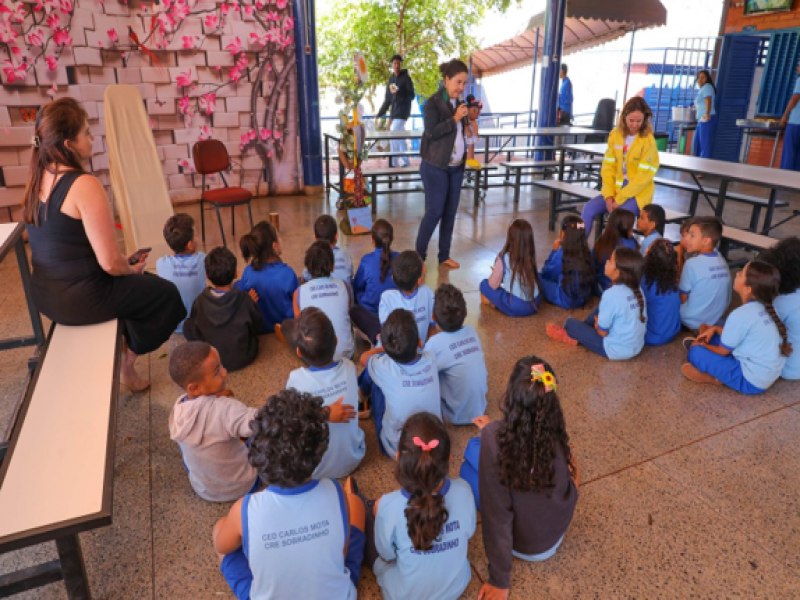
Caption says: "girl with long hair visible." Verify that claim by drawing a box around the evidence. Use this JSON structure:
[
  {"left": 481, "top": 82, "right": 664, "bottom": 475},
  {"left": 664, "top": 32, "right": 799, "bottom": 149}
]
[
  {"left": 479, "top": 218, "right": 541, "bottom": 316},
  {"left": 593, "top": 208, "right": 638, "bottom": 292},
  {"left": 683, "top": 260, "right": 791, "bottom": 393},
  {"left": 459, "top": 356, "right": 578, "bottom": 599},
  {"left": 539, "top": 215, "right": 595, "bottom": 309},
  {"left": 642, "top": 238, "right": 681, "bottom": 346},
  {"left": 693, "top": 69, "right": 717, "bottom": 158}
]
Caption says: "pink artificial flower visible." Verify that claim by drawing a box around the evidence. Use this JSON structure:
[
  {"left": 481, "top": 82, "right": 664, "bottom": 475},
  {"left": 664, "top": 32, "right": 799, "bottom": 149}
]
[
  {"left": 228, "top": 66, "right": 241, "bottom": 82},
  {"left": 10, "top": 3, "right": 26, "bottom": 23},
  {"left": 220, "top": 3, "right": 230, "bottom": 15},
  {"left": 199, "top": 92, "right": 216, "bottom": 116},
  {"left": 266, "top": 10, "right": 278, "bottom": 22},
  {"left": 203, "top": 14, "right": 218, "bottom": 29},
  {"left": 178, "top": 95, "right": 192, "bottom": 115},
  {"left": 107, "top": 28, "right": 118, "bottom": 43},
  {"left": 273, "top": 130, "right": 283, "bottom": 140},
  {"left": 3, "top": 64, "right": 17, "bottom": 83},
  {"left": 276, "top": 0, "right": 287, "bottom": 9},
  {"left": 9, "top": 44, "right": 20, "bottom": 56},
  {"left": 52, "top": 28, "right": 72, "bottom": 47},
  {"left": 249, "top": 32, "right": 262, "bottom": 46},
  {"left": 282, "top": 16, "right": 294, "bottom": 31},
  {"left": 58, "top": 0, "right": 73, "bottom": 13},
  {"left": 27, "top": 29, "right": 45, "bottom": 46},
  {"left": 236, "top": 54, "right": 248, "bottom": 70},
  {"left": 46, "top": 13, "right": 60, "bottom": 29},
  {"left": 259, "top": 128, "right": 272, "bottom": 140},
  {"left": 239, "top": 132, "right": 250, "bottom": 149},
  {"left": 171, "top": 2, "right": 189, "bottom": 21},
  {"left": 181, "top": 36, "right": 197, "bottom": 49},
  {"left": 33, "top": 0, "right": 45, "bottom": 12},
  {"left": 243, "top": 5, "right": 253, "bottom": 17},
  {"left": 280, "top": 33, "right": 292, "bottom": 49},
  {"left": 176, "top": 70, "right": 192, "bottom": 87},
  {"left": 44, "top": 55, "right": 58, "bottom": 71},
  {"left": 255, "top": 0, "right": 265, "bottom": 9},
  {"left": 225, "top": 37, "right": 241, "bottom": 55},
  {"left": 199, "top": 125, "right": 212, "bottom": 141}
]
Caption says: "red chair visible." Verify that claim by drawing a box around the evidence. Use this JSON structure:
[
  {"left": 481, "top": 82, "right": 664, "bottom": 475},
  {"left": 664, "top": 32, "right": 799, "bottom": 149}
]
[{"left": 192, "top": 139, "right": 254, "bottom": 247}]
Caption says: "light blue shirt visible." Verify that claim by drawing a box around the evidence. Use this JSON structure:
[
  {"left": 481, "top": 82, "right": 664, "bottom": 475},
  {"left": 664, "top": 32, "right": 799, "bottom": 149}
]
[
  {"left": 773, "top": 290, "right": 799, "bottom": 379},
  {"left": 500, "top": 253, "right": 539, "bottom": 302},
  {"left": 285, "top": 360, "right": 365, "bottom": 479},
  {"left": 695, "top": 83, "right": 716, "bottom": 120},
  {"left": 298, "top": 277, "right": 354, "bottom": 360},
  {"left": 789, "top": 79, "right": 800, "bottom": 125},
  {"left": 156, "top": 252, "right": 206, "bottom": 333},
  {"left": 374, "top": 478, "right": 476, "bottom": 600},
  {"left": 639, "top": 231, "right": 662, "bottom": 256},
  {"left": 243, "top": 479, "right": 356, "bottom": 600},
  {"left": 679, "top": 252, "right": 731, "bottom": 330},
  {"left": 302, "top": 245, "right": 354, "bottom": 285},
  {"left": 379, "top": 285, "right": 435, "bottom": 345},
  {"left": 366, "top": 352, "right": 441, "bottom": 456},
  {"left": 424, "top": 326, "right": 488, "bottom": 424},
  {"left": 597, "top": 284, "right": 647, "bottom": 360},
  {"left": 721, "top": 301, "right": 785, "bottom": 390}
]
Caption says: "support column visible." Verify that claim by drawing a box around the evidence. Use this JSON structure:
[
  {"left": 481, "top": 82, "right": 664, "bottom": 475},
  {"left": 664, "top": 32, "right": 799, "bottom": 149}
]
[
  {"left": 293, "top": 0, "right": 322, "bottom": 189},
  {"left": 536, "top": 0, "right": 566, "bottom": 160}
]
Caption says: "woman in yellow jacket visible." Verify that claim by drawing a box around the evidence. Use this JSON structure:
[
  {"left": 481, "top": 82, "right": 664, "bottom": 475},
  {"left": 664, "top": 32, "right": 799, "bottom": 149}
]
[{"left": 581, "top": 96, "right": 660, "bottom": 237}]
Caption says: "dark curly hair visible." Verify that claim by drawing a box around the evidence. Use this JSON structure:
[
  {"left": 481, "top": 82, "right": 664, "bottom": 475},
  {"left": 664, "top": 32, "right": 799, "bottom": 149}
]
[
  {"left": 496, "top": 356, "right": 572, "bottom": 494},
  {"left": 433, "top": 283, "right": 467, "bottom": 332},
  {"left": 248, "top": 389, "right": 329, "bottom": 487},
  {"left": 240, "top": 220, "right": 280, "bottom": 270},
  {"left": 560, "top": 215, "right": 595, "bottom": 304},
  {"left": 396, "top": 412, "right": 451, "bottom": 551},
  {"left": 305, "top": 240, "right": 334, "bottom": 279},
  {"left": 163, "top": 213, "right": 195, "bottom": 253},
  {"left": 759, "top": 236, "right": 800, "bottom": 295},
  {"left": 643, "top": 238, "right": 678, "bottom": 295}
]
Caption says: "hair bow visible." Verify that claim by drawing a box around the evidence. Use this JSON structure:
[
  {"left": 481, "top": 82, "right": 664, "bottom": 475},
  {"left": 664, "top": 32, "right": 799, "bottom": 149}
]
[
  {"left": 531, "top": 363, "right": 557, "bottom": 392},
  {"left": 412, "top": 436, "right": 440, "bottom": 452},
  {"left": 575, "top": 222, "right": 585, "bottom": 230}
]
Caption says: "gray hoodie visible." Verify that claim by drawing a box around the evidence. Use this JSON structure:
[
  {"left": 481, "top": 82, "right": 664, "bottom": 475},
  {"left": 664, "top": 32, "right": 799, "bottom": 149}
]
[{"left": 168, "top": 394, "right": 258, "bottom": 502}]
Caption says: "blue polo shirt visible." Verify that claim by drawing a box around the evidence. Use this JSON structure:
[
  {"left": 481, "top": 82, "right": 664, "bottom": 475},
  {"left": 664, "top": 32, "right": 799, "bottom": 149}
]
[
  {"left": 379, "top": 285, "right": 435, "bottom": 344},
  {"left": 643, "top": 279, "right": 681, "bottom": 346},
  {"left": 156, "top": 252, "right": 206, "bottom": 333},
  {"left": 639, "top": 231, "right": 662, "bottom": 256},
  {"left": 236, "top": 261, "right": 298, "bottom": 333},
  {"left": 597, "top": 284, "right": 647, "bottom": 360},
  {"left": 679, "top": 251, "right": 731, "bottom": 330},
  {"left": 721, "top": 301, "right": 785, "bottom": 390},
  {"left": 353, "top": 249, "right": 399, "bottom": 313}
]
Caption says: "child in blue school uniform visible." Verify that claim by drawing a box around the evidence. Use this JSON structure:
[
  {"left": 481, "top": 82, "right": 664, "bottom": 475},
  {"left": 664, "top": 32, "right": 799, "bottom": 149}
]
[
  {"left": 682, "top": 260, "right": 791, "bottom": 394},
  {"left": 212, "top": 389, "right": 365, "bottom": 600},
  {"left": 424, "top": 284, "right": 488, "bottom": 424},
  {"left": 637, "top": 203, "right": 665, "bottom": 256},
  {"left": 760, "top": 236, "right": 800, "bottom": 380},
  {"left": 235, "top": 220, "right": 298, "bottom": 333},
  {"left": 277, "top": 240, "right": 354, "bottom": 360},
  {"left": 593, "top": 208, "right": 639, "bottom": 293},
  {"left": 366, "top": 412, "right": 476, "bottom": 600},
  {"left": 479, "top": 218, "right": 541, "bottom": 316},
  {"left": 548, "top": 247, "right": 647, "bottom": 360},
  {"left": 285, "top": 307, "right": 365, "bottom": 480},
  {"left": 379, "top": 250, "right": 436, "bottom": 345},
  {"left": 301, "top": 214, "right": 354, "bottom": 285},
  {"left": 358, "top": 308, "right": 442, "bottom": 456},
  {"left": 350, "top": 219, "right": 398, "bottom": 344},
  {"left": 539, "top": 215, "right": 595, "bottom": 309},
  {"left": 642, "top": 238, "right": 681, "bottom": 346},
  {"left": 679, "top": 216, "right": 731, "bottom": 331}
]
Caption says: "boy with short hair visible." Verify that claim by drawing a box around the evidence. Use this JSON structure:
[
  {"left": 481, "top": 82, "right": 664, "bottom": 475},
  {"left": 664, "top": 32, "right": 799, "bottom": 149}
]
[
  {"left": 379, "top": 250, "right": 435, "bottom": 344},
  {"left": 637, "top": 204, "right": 665, "bottom": 255},
  {"left": 285, "top": 307, "right": 365, "bottom": 479},
  {"left": 212, "top": 388, "right": 365, "bottom": 600},
  {"left": 184, "top": 247, "right": 263, "bottom": 371},
  {"left": 156, "top": 213, "right": 206, "bottom": 334},
  {"left": 679, "top": 216, "right": 731, "bottom": 330},
  {"left": 359, "top": 308, "right": 441, "bottom": 456},
  {"left": 424, "top": 284, "right": 488, "bottom": 424},
  {"left": 302, "top": 214, "right": 354, "bottom": 285}
]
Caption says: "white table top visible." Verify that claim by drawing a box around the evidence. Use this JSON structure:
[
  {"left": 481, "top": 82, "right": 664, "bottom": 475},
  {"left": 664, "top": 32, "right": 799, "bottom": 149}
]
[{"left": 564, "top": 143, "right": 800, "bottom": 192}]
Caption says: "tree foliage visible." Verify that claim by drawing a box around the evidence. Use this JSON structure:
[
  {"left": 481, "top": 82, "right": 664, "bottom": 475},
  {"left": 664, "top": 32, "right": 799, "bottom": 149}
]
[{"left": 318, "top": 0, "right": 515, "bottom": 99}]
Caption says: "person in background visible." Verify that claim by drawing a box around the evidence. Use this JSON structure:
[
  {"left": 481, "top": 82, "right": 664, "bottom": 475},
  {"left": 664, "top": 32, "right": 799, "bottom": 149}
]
[
  {"left": 376, "top": 54, "right": 415, "bottom": 168},
  {"left": 692, "top": 70, "right": 717, "bottom": 159},
  {"left": 780, "top": 62, "right": 800, "bottom": 171},
  {"left": 557, "top": 63, "right": 573, "bottom": 126}
]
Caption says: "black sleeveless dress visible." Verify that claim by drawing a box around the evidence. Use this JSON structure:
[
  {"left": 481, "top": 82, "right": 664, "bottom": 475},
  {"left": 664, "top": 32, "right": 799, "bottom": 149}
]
[{"left": 26, "top": 171, "right": 186, "bottom": 354}]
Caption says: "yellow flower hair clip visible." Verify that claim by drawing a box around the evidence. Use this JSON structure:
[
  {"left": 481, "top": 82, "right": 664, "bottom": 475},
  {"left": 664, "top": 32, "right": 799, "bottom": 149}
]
[{"left": 531, "top": 363, "right": 557, "bottom": 392}]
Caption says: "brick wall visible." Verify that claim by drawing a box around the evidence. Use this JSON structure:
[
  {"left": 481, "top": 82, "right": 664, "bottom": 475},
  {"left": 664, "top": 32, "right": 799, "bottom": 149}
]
[
  {"left": 724, "top": 0, "right": 800, "bottom": 33},
  {"left": 0, "top": 0, "right": 300, "bottom": 221}
]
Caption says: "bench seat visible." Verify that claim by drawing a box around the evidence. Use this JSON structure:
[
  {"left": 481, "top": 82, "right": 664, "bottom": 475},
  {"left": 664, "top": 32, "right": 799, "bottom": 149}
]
[{"left": 502, "top": 159, "right": 602, "bottom": 203}]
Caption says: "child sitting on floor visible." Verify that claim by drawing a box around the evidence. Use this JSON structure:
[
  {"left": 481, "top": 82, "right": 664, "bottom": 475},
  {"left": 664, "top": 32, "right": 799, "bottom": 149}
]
[
  {"left": 480, "top": 218, "right": 541, "bottom": 316},
  {"left": 539, "top": 215, "right": 595, "bottom": 309},
  {"left": 368, "top": 412, "right": 476, "bottom": 600},
  {"left": 183, "top": 247, "right": 262, "bottom": 371},
  {"left": 759, "top": 236, "right": 800, "bottom": 380},
  {"left": 212, "top": 389, "right": 365, "bottom": 600},
  {"left": 548, "top": 247, "right": 647, "bottom": 361},
  {"left": 379, "top": 250, "right": 436, "bottom": 345},
  {"left": 682, "top": 260, "right": 791, "bottom": 394},
  {"left": 302, "top": 214, "right": 354, "bottom": 286},
  {"left": 642, "top": 238, "right": 681, "bottom": 346},
  {"left": 459, "top": 356, "right": 578, "bottom": 599},
  {"left": 236, "top": 220, "right": 298, "bottom": 333},
  {"left": 676, "top": 217, "right": 697, "bottom": 277},
  {"left": 351, "top": 219, "right": 399, "bottom": 344},
  {"left": 424, "top": 284, "right": 487, "bottom": 424},
  {"left": 359, "top": 308, "right": 441, "bottom": 456},
  {"left": 679, "top": 216, "right": 731, "bottom": 331},
  {"left": 593, "top": 208, "right": 638, "bottom": 292},
  {"left": 637, "top": 203, "right": 665, "bottom": 255},
  {"left": 285, "top": 307, "right": 365, "bottom": 479},
  {"left": 156, "top": 213, "right": 206, "bottom": 334}
]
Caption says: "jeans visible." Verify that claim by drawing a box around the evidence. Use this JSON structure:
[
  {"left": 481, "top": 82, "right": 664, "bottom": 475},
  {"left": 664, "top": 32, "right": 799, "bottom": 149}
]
[
  {"left": 416, "top": 161, "right": 465, "bottom": 263},
  {"left": 581, "top": 195, "right": 640, "bottom": 238},
  {"left": 390, "top": 119, "right": 409, "bottom": 167},
  {"left": 564, "top": 309, "right": 608, "bottom": 357}
]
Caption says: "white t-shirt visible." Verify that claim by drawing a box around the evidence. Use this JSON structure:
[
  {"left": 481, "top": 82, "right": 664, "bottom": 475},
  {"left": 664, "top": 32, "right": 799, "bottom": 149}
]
[
  {"left": 379, "top": 285, "right": 435, "bottom": 345},
  {"left": 298, "top": 277, "right": 354, "bottom": 360}
]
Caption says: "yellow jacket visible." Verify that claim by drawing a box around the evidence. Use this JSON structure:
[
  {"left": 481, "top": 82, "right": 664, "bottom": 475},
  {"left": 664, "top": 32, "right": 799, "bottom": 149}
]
[{"left": 600, "top": 128, "right": 660, "bottom": 208}]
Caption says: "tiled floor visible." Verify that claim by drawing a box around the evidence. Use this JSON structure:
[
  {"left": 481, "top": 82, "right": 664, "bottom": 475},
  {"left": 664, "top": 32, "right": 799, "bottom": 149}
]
[{"left": 1, "top": 172, "right": 799, "bottom": 598}]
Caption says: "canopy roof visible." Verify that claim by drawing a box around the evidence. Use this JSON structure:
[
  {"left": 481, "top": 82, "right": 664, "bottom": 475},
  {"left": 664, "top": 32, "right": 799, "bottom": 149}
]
[{"left": 471, "top": 0, "right": 667, "bottom": 77}]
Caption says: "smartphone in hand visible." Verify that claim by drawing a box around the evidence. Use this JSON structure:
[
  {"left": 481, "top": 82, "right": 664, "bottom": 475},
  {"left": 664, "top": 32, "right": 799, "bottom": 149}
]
[{"left": 128, "top": 247, "right": 152, "bottom": 265}]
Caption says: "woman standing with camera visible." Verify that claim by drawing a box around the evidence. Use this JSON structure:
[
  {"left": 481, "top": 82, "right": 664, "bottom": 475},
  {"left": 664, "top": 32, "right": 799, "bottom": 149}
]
[{"left": 415, "top": 59, "right": 470, "bottom": 270}]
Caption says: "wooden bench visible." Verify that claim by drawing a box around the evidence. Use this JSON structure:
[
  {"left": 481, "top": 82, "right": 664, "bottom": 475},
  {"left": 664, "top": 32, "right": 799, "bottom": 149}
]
[
  {"left": 653, "top": 176, "right": 788, "bottom": 231},
  {"left": 720, "top": 225, "right": 777, "bottom": 264},
  {"left": 0, "top": 320, "right": 121, "bottom": 599},
  {"left": 502, "top": 158, "right": 602, "bottom": 203}
]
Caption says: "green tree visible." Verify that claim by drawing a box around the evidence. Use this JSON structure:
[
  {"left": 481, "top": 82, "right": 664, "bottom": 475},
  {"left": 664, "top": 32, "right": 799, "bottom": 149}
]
[{"left": 318, "top": 0, "right": 515, "bottom": 100}]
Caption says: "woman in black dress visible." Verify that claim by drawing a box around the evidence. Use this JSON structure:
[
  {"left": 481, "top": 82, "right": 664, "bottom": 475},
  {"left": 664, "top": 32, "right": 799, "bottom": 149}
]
[{"left": 22, "top": 98, "right": 185, "bottom": 391}]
